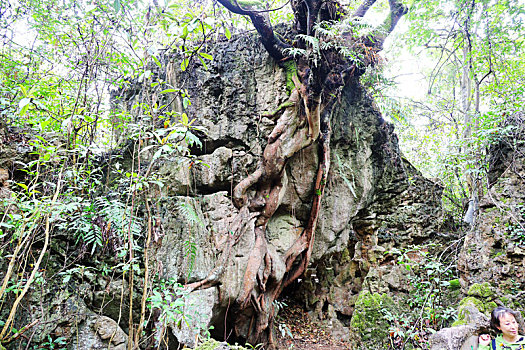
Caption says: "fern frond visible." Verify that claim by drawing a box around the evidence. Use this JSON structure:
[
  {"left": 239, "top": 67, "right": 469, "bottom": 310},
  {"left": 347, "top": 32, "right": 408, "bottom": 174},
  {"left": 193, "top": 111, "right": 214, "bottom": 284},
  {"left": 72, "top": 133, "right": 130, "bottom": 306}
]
[
  {"left": 282, "top": 47, "right": 307, "bottom": 58},
  {"left": 183, "top": 239, "right": 197, "bottom": 279},
  {"left": 313, "top": 21, "right": 338, "bottom": 38},
  {"left": 178, "top": 202, "right": 205, "bottom": 228},
  {"left": 335, "top": 153, "right": 357, "bottom": 198},
  {"left": 296, "top": 34, "right": 320, "bottom": 54},
  {"left": 320, "top": 41, "right": 335, "bottom": 50}
]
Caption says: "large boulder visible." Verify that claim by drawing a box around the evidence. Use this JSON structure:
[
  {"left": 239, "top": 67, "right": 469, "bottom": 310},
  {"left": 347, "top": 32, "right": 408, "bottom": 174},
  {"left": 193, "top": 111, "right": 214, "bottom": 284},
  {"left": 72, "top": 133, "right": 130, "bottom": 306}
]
[
  {"left": 108, "top": 32, "right": 451, "bottom": 348},
  {"left": 429, "top": 306, "right": 489, "bottom": 350},
  {"left": 137, "top": 34, "right": 451, "bottom": 347}
]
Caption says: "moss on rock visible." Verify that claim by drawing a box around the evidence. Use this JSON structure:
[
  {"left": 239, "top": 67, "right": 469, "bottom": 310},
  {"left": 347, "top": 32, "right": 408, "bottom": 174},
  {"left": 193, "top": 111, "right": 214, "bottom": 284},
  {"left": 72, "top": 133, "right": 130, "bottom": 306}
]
[
  {"left": 452, "top": 296, "right": 497, "bottom": 326},
  {"left": 350, "top": 291, "right": 397, "bottom": 347},
  {"left": 448, "top": 279, "right": 460, "bottom": 290},
  {"left": 467, "top": 282, "right": 494, "bottom": 299},
  {"left": 282, "top": 60, "right": 298, "bottom": 94}
]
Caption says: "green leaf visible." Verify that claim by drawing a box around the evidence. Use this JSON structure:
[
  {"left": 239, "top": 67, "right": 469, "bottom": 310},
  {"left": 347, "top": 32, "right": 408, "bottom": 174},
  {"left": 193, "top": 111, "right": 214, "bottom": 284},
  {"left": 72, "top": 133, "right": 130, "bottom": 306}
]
[
  {"left": 181, "top": 26, "right": 189, "bottom": 40},
  {"left": 199, "top": 52, "right": 213, "bottom": 60},
  {"left": 224, "top": 26, "right": 231, "bottom": 40},
  {"left": 187, "top": 18, "right": 199, "bottom": 32},
  {"left": 152, "top": 55, "right": 162, "bottom": 69},
  {"left": 181, "top": 58, "right": 189, "bottom": 71},
  {"left": 183, "top": 97, "right": 191, "bottom": 109},
  {"left": 139, "top": 145, "right": 156, "bottom": 154},
  {"left": 19, "top": 85, "right": 28, "bottom": 97},
  {"left": 18, "top": 98, "right": 31, "bottom": 116},
  {"left": 160, "top": 88, "right": 179, "bottom": 94},
  {"left": 113, "top": 0, "right": 121, "bottom": 13},
  {"left": 198, "top": 56, "right": 208, "bottom": 70},
  {"left": 16, "top": 183, "right": 28, "bottom": 191},
  {"left": 152, "top": 148, "right": 163, "bottom": 161}
]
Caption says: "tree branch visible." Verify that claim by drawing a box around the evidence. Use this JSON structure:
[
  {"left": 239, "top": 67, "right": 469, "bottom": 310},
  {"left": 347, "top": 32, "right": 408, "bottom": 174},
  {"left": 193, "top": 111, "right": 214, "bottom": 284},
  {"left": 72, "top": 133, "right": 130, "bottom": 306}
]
[
  {"left": 216, "top": 0, "right": 290, "bottom": 61},
  {"left": 362, "top": 0, "right": 407, "bottom": 50},
  {"left": 353, "top": 0, "right": 377, "bottom": 18}
]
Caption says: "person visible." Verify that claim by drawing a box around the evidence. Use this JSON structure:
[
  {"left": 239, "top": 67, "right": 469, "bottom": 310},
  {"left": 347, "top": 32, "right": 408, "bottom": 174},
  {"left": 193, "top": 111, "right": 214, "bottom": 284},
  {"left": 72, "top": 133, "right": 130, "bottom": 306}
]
[{"left": 478, "top": 306, "right": 525, "bottom": 350}]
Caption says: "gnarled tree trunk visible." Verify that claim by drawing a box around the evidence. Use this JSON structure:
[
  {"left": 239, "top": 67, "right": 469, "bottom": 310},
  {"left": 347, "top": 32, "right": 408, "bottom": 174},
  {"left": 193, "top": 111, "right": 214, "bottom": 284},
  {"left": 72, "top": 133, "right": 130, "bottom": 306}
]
[{"left": 186, "top": 0, "right": 407, "bottom": 346}]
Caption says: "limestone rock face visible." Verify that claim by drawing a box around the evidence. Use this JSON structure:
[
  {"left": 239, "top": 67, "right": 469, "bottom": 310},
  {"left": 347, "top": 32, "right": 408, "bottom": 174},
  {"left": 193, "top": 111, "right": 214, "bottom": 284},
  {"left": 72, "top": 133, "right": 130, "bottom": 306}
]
[
  {"left": 0, "top": 33, "right": 458, "bottom": 349},
  {"left": 137, "top": 35, "right": 450, "bottom": 348},
  {"left": 0, "top": 30, "right": 521, "bottom": 350},
  {"left": 426, "top": 113, "right": 525, "bottom": 350},
  {"left": 169, "top": 287, "right": 220, "bottom": 348},
  {"left": 458, "top": 113, "right": 525, "bottom": 307},
  {"left": 289, "top": 83, "right": 447, "bottom": 348},
  {"left": 21, "top": 288, "right": 128, "bottom": 350},
  {"left": 156, "top": 195, "right": 223, "bottom": 283}
]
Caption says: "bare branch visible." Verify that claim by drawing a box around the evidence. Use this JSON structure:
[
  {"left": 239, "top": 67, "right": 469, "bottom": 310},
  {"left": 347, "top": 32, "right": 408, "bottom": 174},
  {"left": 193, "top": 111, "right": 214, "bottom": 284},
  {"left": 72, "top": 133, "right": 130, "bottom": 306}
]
[
  {"left": 363, "top": 0, "right": 407, "bottom": 50},
  {"left": 386, "top": 0, "right": 407, "bottom": 33},
  {"left": 216, "top": 0, "right": 290, "bottom": 61},
  {"left": 353, "top": 0, "right": 377, "bottom": 18}
]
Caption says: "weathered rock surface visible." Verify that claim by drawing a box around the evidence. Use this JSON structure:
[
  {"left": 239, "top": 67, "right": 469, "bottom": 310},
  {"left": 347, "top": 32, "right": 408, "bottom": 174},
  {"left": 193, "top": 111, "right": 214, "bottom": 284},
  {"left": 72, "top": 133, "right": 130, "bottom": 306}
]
[
  {"left": 458, "top": 113, "right": 525, "bottom": 307},
  {"left": 169, "top": 287, "right": 220, "bottom": 348},
  {"left": 425, "top": 114, "right": 525, "bottom": 350},
  {"left": 76, "top": 314, "right": 128, "bottom": 350},
  {"left": 5, "top": 33, "right": 524, "bottom": 350},
  {"left": 429, "top": 306, "right": 489, "bottom": 350},
  {"left": 22, "top": 287, "right": 127, "bottom": 350},
  {"left": 130, "top": 35, "right": 451, "bottom": 348}
]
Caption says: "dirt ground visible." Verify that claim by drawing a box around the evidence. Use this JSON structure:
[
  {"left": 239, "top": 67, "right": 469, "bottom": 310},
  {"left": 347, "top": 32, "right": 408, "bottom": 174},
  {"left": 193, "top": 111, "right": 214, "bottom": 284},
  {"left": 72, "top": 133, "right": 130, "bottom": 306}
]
[{"left": 274, "top": 300, "right": 351, "bottom": 350}]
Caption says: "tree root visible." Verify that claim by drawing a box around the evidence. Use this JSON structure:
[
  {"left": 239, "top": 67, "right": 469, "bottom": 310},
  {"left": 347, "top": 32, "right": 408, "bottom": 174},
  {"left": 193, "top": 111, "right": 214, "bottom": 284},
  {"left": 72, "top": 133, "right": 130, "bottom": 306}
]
[{"left": 190, "top": 68, "right": 331, "bottom": 347}]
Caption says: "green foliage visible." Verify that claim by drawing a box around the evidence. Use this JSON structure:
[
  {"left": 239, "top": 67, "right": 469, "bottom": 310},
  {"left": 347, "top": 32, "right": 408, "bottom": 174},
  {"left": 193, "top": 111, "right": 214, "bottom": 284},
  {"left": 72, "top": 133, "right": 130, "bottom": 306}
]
[
  {"left": 0, "top": 0, "right": 213, "bottom": 347},
  {"left": 283, "top": 20, "right": 371, "bottom": 67},
  {"left": 351, "top": 291, "right": 397, "bottom": 347},
  {"left": 272, "top": 300, "right": 294, "bottom": 340},
  {"left": 380, "top": 245, "right": 459, "bottom": 349},
  {"left": 36, "top": 335, "right": 67, "bottom": 350},
  {"left": 505, "top": 204, "right": 525, "bottom": 245},
  {"left": 178, "top": 202, "right": 204, "bottom": 280},
  {"left": 148, "top": 277, "right": 213, "bottom": 341},
  {"left": 452, "top": 284, "right": 497, "bottom": 326},
  {"left": 195, "top": 339, "right": 250, "bottom": 350},
  {"left": 376, "top": 0, "right": 525, "bottom": 221},
  {"left": 148, "top": 278, "right": 190, "bottom": 326}
]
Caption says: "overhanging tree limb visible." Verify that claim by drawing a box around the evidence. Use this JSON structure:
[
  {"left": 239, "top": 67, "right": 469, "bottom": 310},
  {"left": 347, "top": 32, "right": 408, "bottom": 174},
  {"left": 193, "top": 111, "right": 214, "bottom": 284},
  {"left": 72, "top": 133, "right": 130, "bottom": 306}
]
[
  {"left": 353, "top": 0, "right": 378, "bottom": 17},
  {"left": 215, "top": 0, "right": 290, "bottom": 61}
]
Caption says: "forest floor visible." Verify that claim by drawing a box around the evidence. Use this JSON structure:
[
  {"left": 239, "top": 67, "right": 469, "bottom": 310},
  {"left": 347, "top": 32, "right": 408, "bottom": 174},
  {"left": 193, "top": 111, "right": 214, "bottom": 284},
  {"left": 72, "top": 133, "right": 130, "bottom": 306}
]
[{"left": 274, "top": 299, "right": 351, "bottom": 350}]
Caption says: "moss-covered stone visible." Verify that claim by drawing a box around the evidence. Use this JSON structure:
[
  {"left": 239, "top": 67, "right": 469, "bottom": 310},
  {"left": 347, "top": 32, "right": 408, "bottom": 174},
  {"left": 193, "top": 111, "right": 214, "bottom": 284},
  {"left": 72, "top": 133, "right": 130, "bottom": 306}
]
[
  {"left": 350, "top": 291, "right": 397, "bottom": 347},
  {"left": 452, "top": 296, "right": 497, "bottom": 326},
  {"left": 487, "top": 301, "right": 498, "bottom": 312},
  {"left": 460, "top": 296, "right": 485, "bottom": 311},
  {"left": 467, "top": 282, "right": 494, "bottom": 298},
  {"left": 452, "top": 297, "right": 483, "bottom": 326}
]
